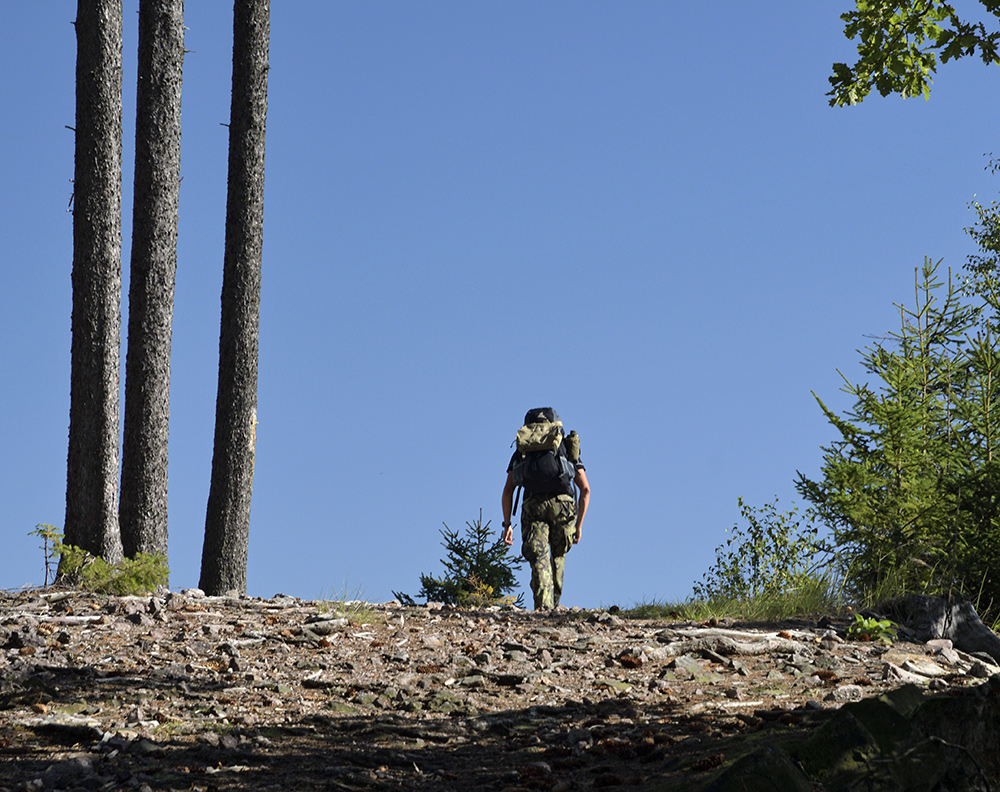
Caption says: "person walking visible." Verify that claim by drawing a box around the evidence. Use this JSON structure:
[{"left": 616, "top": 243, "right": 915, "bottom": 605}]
[{"left": 502, "top": 408, "right": 590, "bottom": 610}]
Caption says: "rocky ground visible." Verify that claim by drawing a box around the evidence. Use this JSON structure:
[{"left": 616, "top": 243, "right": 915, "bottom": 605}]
[{"left": 2, "top": 588, "right": 999, "bottom": 792}]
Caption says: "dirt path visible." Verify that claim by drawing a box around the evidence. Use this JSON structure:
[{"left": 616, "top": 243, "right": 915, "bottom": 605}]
[{"left": 1, "top": 589, "right": 995, "bottom": 791}]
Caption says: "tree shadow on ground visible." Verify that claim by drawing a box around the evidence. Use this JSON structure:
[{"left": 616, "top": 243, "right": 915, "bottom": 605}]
[{"left": 1, "top": 661, "right": 817, "bottom": 792}]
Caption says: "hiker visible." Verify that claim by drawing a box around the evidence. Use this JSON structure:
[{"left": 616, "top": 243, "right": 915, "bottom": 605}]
[{"left": 502, "top": 408, "right": 591, "bottom": 610}]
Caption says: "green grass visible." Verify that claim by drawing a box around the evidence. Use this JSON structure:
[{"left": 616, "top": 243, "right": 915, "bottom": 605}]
[
  {"left": 316, "top": 579, "right": 378, "bottom": 625},
  {"left": 621, "top": 573, "right": 843, "bottom": 623}
]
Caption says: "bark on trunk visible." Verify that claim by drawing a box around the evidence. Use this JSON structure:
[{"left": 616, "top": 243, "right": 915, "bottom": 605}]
[
  {"left": 119, "top": 0, "right": 184, "bottom": 566},
  {"left": 200, "top": 0, "right": 269, "bottom": 596},
  {"left": 65, "top": 0, "right": 125, "bottom": 564}
]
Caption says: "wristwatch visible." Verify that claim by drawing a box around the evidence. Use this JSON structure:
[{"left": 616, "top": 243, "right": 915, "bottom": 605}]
[{"left": 502, "top": 521, "right": 511, "bottom": 528}]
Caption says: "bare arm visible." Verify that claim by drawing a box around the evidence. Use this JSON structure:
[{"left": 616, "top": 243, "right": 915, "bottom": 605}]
[
  {"left": 502, "top": 471, "right": 516, "bottom": 546},
  {"left": 573, "top": 468, "right": 590, "bottom": 544}
]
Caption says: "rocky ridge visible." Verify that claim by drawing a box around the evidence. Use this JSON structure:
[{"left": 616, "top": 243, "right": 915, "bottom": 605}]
[{"left": 2, "top": 588, "right": 1000, "bottom": 791}]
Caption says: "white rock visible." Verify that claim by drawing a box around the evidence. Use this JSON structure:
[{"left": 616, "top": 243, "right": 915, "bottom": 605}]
[{"left": 901, "top": 659, "right": 948, "bottom": 678}]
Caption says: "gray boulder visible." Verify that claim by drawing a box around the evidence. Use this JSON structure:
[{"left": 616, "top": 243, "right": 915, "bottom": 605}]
[{"left": 887, "top": 594, "right": 1000, "bottom": 664}]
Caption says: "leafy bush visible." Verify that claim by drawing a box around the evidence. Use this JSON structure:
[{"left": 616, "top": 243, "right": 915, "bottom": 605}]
[
  {"left": 62, "top": 549, "right": 169, "bottom": 595},
  {"left": 693, "top": 498, "right": 828, "bottom": 602},
  {"left": 30, "top": 524, "right": 168, "bottom": 595},
  {"left": 396, "top": 510, "right": 524, "bottom": 608}
]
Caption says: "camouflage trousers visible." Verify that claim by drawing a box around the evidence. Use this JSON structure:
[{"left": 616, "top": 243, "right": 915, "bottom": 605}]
[{"left": 520, "top": 494, "right": 577, "bottom": 610}]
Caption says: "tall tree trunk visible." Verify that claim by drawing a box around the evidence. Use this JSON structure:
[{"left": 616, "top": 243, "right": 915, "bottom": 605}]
[
  {"left": 200, "top": 0, "right": 269, "bottom": 596},
  {"left": 120, "top": 0, "right": 184, "bottom": 566},
  {"left": 65, "top": 0, "right": 124, "bottom": 565}
]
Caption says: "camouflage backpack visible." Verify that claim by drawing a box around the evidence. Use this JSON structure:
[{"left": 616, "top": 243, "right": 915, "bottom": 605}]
[{"left": 511, "top": 408, "right": 580, "bottom": 510}]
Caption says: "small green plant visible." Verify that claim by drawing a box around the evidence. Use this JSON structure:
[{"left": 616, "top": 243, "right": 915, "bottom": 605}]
[
  {"left": 460, "top": 574, "right": 522, "bottom": 609},
  {"left": 846, "top": 613, "right": 897, "bottom": 643},
  {"left": 396, "top": 510, "right": 524, "bottom": 608},
  {"left": 30, "top": 524, "right": 63, "bottom": 586},
  {"left": 29, "top": 525, "right": 168, "bottom": 595}
]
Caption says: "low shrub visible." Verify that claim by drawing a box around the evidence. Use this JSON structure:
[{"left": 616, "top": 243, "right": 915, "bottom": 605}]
[{"left": 31, "top": 524, "right": 168, "bottom": 595}]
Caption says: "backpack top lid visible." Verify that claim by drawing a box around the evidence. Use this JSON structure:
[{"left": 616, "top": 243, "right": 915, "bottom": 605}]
[{"left": 524, "top": 407, "right": 560, "bottom": 425}]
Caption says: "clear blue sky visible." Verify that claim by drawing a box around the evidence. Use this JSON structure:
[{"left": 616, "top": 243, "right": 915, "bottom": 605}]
[{"left": 4, "top": 3, "right": 1000, "bottom": 606}]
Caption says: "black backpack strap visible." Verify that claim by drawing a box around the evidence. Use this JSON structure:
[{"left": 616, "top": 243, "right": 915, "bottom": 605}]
[{"left": 512, "top": 485, "right": 522, "bottom": 518}]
